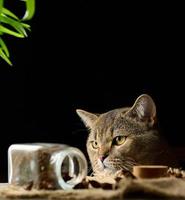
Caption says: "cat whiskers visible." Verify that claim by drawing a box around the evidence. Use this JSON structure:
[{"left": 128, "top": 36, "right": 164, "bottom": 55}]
[
  {"left": 71, "top": 128, "right": 87, "bottom": 135},
  {"left": 107, "top": 157, "right": 138, "bottom": 172}
]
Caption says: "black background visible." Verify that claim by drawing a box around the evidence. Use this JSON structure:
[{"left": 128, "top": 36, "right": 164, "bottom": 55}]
[{"left": 0, "top": 1, "right": 185, "bottom": 182}]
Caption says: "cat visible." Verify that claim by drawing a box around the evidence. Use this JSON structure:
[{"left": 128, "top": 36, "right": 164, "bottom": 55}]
[{"left": 76, "top": 94, "right": 178, "bottom": 177}]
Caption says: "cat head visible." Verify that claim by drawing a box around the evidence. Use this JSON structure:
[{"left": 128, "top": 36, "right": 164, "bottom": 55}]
[{"left": 76, "top": 94, "right": 162, "bottom": 176}]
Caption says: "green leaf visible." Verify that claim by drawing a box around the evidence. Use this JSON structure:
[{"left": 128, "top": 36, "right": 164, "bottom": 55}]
[
  {"left": 0, "top": 47, "right": 12, "bottom": 65},
  {"left": 0, "top": 0, "right": 35, "bottom": 66},
  {"left": 21, "top": 22, "right": 31, "bottom": 31},
  {"left": 22, "top": 0, "right": 35, "bottom": 21},
  {"left": 0, "top": 25, "right": 24, "bottom": 38},
  {"left": 0, "top": 0, "right": 4, "bottom": 16},
  {"left": 0, "top": 37, "right": 9, "bottom": 57},
  {"left": 2, "top": 8, "right": 19, "bottom": 20},
  {"left": 0, "top": 14, "right": 27, "bottom": 37}
]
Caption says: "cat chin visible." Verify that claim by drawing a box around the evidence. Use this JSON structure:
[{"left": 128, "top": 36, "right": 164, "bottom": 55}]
[
  {"left": 103, "top": 168, "right": 117, "bottom": 175},
  {"left": 94, "top": 168, "right": 120, "bottom": 178}
]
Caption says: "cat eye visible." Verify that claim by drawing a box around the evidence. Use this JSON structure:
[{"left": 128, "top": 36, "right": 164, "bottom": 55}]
[
  {"left": 91, "top": 141, "right": 99, "bottom": 149},
  {"left": 113, "top": 136, "right": 126, "bottom": 146}
]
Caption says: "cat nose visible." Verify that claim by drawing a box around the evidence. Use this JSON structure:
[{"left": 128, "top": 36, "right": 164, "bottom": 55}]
[{"left": 99, "top": 155, "right": 108, "bottom": 162}]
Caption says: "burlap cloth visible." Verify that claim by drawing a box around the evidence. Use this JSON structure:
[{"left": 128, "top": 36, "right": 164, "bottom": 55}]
[{"left": 1, "top": 177, "right": 185, "bottom": 199}]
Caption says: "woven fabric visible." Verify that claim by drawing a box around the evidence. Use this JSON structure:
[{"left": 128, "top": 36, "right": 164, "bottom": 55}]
[{"left": 1, "top": 177, "right": 185, "bottom": 199}]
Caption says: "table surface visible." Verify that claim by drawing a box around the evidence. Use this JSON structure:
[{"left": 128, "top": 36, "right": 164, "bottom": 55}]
[{"left": 0, "top": 183, "right": 156, "bottom": 200}]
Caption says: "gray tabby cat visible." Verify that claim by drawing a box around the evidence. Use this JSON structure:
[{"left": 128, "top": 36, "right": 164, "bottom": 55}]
[{"left": 76, "top": 94, "right": 177, "bottom": 177}]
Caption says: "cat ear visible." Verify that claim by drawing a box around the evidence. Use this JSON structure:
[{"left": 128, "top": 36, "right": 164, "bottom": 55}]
[
  {"left": 76, "top": 109, "right": 98, "bottom": 129},
  {"left": 125, "top": 94, "right": 156, "bottom": 125}
]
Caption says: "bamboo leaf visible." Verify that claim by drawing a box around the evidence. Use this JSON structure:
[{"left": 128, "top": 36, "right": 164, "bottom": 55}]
[
  {"left": 0, "top": 14, "right": 27, "bottom": 36},
  {"left": 0, "top": 0, "right": 35, "bottom": 66},
  {"left": 0, "top": 25, "right": 24, "bottom": 38},
  {"left": 0, "top": 0, "right": 3, "bottom": 16},
  {"left": 22, "top": 0, "right": 35, "bottom": 21},
  {"left": 0, "top": 37, "right": 9, "bottom": 56},
  {"left": 0, "top": 47, "right": 12, "bottom": 65},
  {"left": 21, "top": 22, "right": 31, "bottom": 30},
  {"left": 2, "top": 8, "right": 19, "bottom": 20}
]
